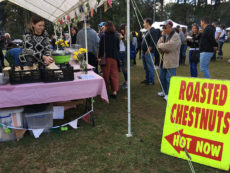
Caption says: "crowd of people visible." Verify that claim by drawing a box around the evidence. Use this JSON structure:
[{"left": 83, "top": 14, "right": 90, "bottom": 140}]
[{"left": 0, "top": 15, "right": 229, "bottom": 101}]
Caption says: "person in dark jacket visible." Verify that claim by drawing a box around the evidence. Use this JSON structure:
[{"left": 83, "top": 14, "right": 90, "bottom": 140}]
[
  {"left": 71, "top": 27, "right": 77, "bottom": 44},
  {"left": 141, "top": 18, "right": 158, "bottom": 85},
  {"left": 137, "top": 31, "right": 142, "bottom": 59},
  {"left": 154, "top": 28, "right": 161, "bottom": 68},
  {"left": 187, "top": 23, "right": 201, "bottom": 77},
  {"left": 199, "top": 16, "right": 218, "bottom": 78},
  {"left": 98, "top": 21, "right": 120, "bottom": 98},
  {"left": 0, "top": 32, "right": 5, "bottom": 68}
]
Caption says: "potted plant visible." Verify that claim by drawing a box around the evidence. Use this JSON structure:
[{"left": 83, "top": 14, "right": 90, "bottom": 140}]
[
  {"left": 73, "top": 48, "right": 88, "bottom": 74},
  {"left": 52, "top": 39, "right": 71, "bottom": 64}
]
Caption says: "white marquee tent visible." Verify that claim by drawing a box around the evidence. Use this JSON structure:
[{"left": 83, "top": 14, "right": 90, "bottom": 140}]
[
  {"left": 2, "top": 0, "right": 106, "bottom": 22},
  {"left": 152, "top": 20, "right": 188, "bottom": 29}
]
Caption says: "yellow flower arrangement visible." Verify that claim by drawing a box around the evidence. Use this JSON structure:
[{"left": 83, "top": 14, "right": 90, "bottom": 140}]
[
  {"left": 73, "top": 48, "right": 88, "bottom": 74},
  {"left": 55, "top": 39, "right": 69, "bottom": 48},
  {"left": 73, "top": 48, "right": 87, "bottom": 61}
]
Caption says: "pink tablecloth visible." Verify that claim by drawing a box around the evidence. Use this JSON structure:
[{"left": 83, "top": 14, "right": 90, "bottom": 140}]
[
  {"left": 69, "top": 59, "right": 95, "bottom": 71},
  {"left": 0, "top": 71, "right": 109, "bottom": 108}
]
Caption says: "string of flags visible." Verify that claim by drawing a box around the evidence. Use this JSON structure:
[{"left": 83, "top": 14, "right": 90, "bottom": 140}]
[{"left": 0, "top": 110, "right": 93, "bottom": 140}]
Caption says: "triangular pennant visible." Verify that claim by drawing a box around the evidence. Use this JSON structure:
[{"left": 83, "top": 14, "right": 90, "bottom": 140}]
[
  {"left": 104, "top": 1, "right": 108, "bottom": 12},
  {"left": 31, "top": 129, "right": 44, "bottom": 138},
  {"left": 108, "top": 0, "right": 112, "bottom": 7},
  {"left": 90, "top": 8, "right": 94, "bottom": 17},
  {"left": 15, "top": 129, "right": 27, "bottom": 141},
  {"left": 82, "top": 113, "right": 91, "bottom": 124},
  {"left": 68, "top": 119, "right": 78, "bottom": 129}
]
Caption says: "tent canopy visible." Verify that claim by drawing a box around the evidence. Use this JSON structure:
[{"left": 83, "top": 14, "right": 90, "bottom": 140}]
[
  {"left": 3, "top": 0, "right": 105, "bottom": 23},
  {"left": 152, "top": 19, "right": 188, "bottom": 30},
  {"left": 226, "top": 27, "right": 230, "bottom": 31}
]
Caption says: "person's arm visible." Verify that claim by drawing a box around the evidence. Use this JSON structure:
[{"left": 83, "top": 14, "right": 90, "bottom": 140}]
[
  {"left": 98, "top": 35, "right": 104, "bottom": 60},
  {"left": 42, "top": 33, "right": 53, "bottom": 65},
  {"left": 216, "top": 31, "right": 221, "bottom": 41},
  {"left": 157, "top": 34, "right": 181, "bottom": 53},
  {"left": 146, "top": 30, "right": 157, "bottom": 54}
]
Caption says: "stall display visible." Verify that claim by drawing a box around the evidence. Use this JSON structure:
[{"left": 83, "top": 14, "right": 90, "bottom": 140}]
[
  {"left": 9, "top": 64, "right": 41, "bottom": 84},
  {"left": 41, "top": 63, "right": 74, "bottom": 82}
]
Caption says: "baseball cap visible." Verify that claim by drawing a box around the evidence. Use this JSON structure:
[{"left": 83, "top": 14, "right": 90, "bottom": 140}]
[
  {"left": 160, "top": 20, "right": 173, "bottom": 27},
  {"left": 99, "top": 22, "right": 104, "bottom": 27}
]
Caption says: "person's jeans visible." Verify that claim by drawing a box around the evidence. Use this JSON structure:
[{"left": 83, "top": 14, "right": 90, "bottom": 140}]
[
  {"left": 218, "top": 41, "right": 224, "bottom": 57},
  {"left": 159, "top": 68, "right": 176, "bottom": 95},
  {"left": 200, "top": 52, "right": 214, "bottom": 78},
  {"left": 119, "top": 52, "right": 127, "bottom": 81},
  {"left": 141, "top": 52, "right": 155, "bottom": 83},
  {"left": 188, "top": 50, "right": 198, "bottom": 77}
]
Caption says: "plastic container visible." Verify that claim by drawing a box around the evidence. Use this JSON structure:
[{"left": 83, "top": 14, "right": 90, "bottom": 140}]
[
  {"left": 0, "top": 73, "right": 9, "bottom": 85},
  {"left": 24, "top": 108, "right": 53, "bottom": 133},
  {"left": 52, "top": 54, "right": 71, "bottom": 64},
  {"left": 0, "top": 108, "right": 24, "bottom": 142},
  {"left": 41, "top": 63, "right": 74, "bottom": 83}
]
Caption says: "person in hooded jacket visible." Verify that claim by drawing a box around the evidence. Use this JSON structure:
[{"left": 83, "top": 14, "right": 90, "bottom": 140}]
[{"left": 199, "top": 16, "right": 218, "bottom": 78}]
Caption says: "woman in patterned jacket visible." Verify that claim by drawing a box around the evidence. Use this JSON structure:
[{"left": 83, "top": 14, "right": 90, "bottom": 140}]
[{"left": 19, "top": 15, "right": 53, "bottom": 66}]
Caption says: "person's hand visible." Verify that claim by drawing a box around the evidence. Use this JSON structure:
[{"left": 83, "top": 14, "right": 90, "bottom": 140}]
[
  {"left": 145, "top": 49, "right": 150, "bottom": 55},
  {"left": 43, "top": 55, "right": 54, "bottom": 65},
  {"left": 213, "top": 47, "right": 218, "bottom": 51},
  {"left": 161, "top": 31, "right": 166, "bottom": 36},
  {"left": 119, "top": 33, "right": 124, "bottom": 39},
  {"left": 97, "top": 58, "right": 101, "bottom": 63}
]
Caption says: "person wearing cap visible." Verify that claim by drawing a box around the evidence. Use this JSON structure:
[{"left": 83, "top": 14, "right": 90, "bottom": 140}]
[
  {"left": 199, "top": 16, "right": 218, "bottom": 78},
  {"left": 77, "top": 20, "right": 99, "bottom": 73},
  {"left": 140, "top": 18, "right": 158, "bottom": 85},
  {"left": 98, "top": 22, "right": 105, "bottom": 39},
  {"left": 157, "top": 20, "right": 181, "bottom": 101}
]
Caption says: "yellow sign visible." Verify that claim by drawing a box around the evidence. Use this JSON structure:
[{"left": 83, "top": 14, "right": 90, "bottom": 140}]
[{"left": 161, "top": 76, "right": 230, "bottom": 171}]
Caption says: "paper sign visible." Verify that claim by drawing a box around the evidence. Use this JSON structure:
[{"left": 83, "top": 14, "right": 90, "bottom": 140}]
[
  {"left": 53, "top": 106, "right": 64, "bottom": 119},
  {"left": 161, "top": 77, "right": 230, "bottom": 171},
  {"left": 79, "top": 74, "right": 95, "bottom": 80}
]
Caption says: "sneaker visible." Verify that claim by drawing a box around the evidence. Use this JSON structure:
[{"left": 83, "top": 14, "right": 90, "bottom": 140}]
[
  {"left": 157, "top": 91, "right": 165, "bottom": 97},
  {"left": 121, "top": 83, "right": 128, "bottom": 89},
  {"left": 110, "top": 94, "right": 117, "bottom": 99},
  {"left": 163, "top": 95, "right": 168, "bottom": 101},
  {"left": 141, "top": 80, "right": 148, "bottom": 84},
  {"left": 145, "top": 82, "right": 154, "bottom": 85}
]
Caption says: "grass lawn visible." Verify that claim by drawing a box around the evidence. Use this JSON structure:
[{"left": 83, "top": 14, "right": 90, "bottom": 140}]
[{"left": 0, "top": 44, "right": 230, "bottom": 173}]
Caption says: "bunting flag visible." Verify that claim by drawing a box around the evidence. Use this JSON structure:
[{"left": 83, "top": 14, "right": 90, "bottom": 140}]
[
  {"left": 32, "top": 129, "right": 44, "bottom": 139},
  {"left": 108, "top": 0, "right": 112, "bottom": 7},
  {"left": 15, "top": 129, "right": 27, "bottom": 141},
  {"left": 82, "top": 113, "right": 91, "bottom": 124},
  {"left": 68, "top": 119, "right": 78, "bottom": 129},
  {"left": 104, "top": 1, "right": 108, "bottom": 12},
  {"left": 90, "top": 8, "right": 94, "bottom": 17}
]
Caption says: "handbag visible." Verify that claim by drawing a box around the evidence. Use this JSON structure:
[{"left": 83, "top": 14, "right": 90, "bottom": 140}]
[
  {"left": 190, "top": 48, "right": 200, "bottom": 64},
  {"left": 100, "top": 35, "right": 106, "bottom": 65}
]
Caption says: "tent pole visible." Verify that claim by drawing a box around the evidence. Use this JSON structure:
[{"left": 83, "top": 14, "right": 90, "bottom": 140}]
[
  {"left": 68, "top": 21, "right": 72, "bottom": 47},
  {"left": 84, "top": 16, "right": 88, "bottom": 63},
  {"left": 126, "top": 0, "right": 132, "bottom": 138}
]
